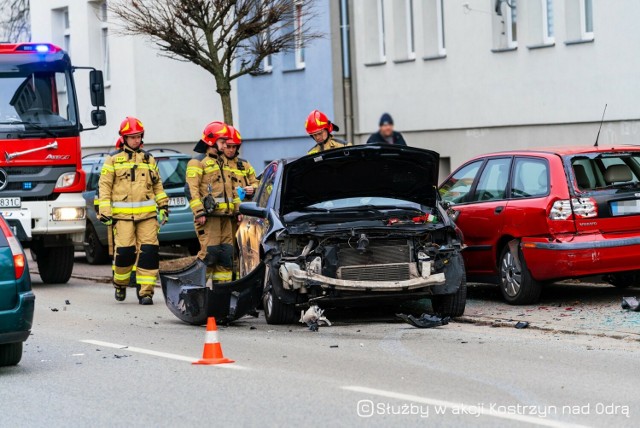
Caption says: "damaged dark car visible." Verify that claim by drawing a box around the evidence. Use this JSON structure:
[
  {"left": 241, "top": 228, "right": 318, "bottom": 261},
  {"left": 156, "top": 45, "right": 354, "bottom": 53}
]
[{"left": 236, "top": 145, "right": 467, "bottom": 324}]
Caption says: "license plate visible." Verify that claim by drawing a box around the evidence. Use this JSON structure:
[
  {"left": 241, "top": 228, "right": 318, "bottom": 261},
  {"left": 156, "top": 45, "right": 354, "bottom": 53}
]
[
  {"left": 169, "top": 197, "right": 186, "bottom": 207},
  {"left": 0, "top": 197, "right": 21, "bottom": 208},
  {"left": 611, "top": 200, "right": 640, "bottom": 216}
]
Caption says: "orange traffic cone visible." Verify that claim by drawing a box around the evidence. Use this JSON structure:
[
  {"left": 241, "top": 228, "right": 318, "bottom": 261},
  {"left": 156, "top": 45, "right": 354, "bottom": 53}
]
[{"left": 192, "top": 317, "right": 235, "bottom": 365}]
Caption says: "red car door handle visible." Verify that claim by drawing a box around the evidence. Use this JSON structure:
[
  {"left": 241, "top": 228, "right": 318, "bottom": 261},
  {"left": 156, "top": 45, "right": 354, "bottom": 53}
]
[{"left": 494, "top": 206, "right": 505, "bottom": 214}]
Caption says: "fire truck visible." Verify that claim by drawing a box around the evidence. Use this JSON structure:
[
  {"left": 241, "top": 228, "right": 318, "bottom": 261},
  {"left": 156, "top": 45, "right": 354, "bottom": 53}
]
[{"left": 0, "top": 43, "right": 106, "bottom": 283}]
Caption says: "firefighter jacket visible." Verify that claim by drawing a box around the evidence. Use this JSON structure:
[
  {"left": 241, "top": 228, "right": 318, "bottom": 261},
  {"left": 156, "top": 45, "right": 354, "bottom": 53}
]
[
  {"left": 307, "top": 137, "right": 347, "bottom": 155},
  {"left": 186, "top": 153, "right": 239, "bottom": 218},
  {"left": 222, "top": 156, "right": 259, "bottom": 202},
  {"left": 98, "top": 145, "right": 168, "bottom": 221}
]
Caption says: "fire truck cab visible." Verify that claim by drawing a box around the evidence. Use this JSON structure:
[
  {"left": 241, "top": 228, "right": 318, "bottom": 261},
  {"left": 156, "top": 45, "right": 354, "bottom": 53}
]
[{"left": 0, "top": 43, "right": 106, "bottom": 283}]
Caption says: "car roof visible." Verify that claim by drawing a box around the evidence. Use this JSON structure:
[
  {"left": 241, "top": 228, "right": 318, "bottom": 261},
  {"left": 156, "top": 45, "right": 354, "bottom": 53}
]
[
  {"left": 82, "top": 149, "right": 189, "bottom": 164},
  {"left": 471, "top": 145, "right": 640, "bottom": 159}
]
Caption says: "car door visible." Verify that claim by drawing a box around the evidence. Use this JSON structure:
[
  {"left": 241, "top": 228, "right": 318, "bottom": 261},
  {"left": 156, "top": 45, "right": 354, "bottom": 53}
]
[
  {"left": 443, "top": 157, "right": 513, "bottom": 275},
  {"left": 237, "top": 162, "right": 278, "bottom": 276}
]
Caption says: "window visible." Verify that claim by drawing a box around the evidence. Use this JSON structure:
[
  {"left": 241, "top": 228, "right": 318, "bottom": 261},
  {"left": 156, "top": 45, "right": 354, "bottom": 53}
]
[
  {"left": 544, "top": 0, "right": 554, "bottom": 41},
  {"left": 511, "top": 158, "right": 549, "bottom": 198},
  {"left": 63, "top": 8, "right": 71, "bottom": 54},
  {"left": 363, "top": 0, "right": 386, "bottom": 63},
  {"left": 471, "top": 158, "right": 512, "bottom": 202},
  {"left": 422, "top": 0, "right": 446, "bottom": 58},
  {"left": 294, "top": 0, "right": 305, "bottom": 69},
  {"left": 492, "top": 0, "right": 517, "bottom": 50},
  {"left": 440, "top": 160, "right": 483, "bottom": 204},
  {"left": 393, "top": 0, "right": 415, "bottom": 61},
  {"left": 256, "top": 163, "right": 278, "bottom": 207},
  {"left": 96, "top": 1, "right": 111, "bottom": 83},
  {"left": 262, "top": 30, "right": 273, "bottom": 72},
  {"left": 581, "top": 0, "right": 594, "bottom": 39},
  {"left": 565, "top": 0, "right": 594, "bottom": 43}
]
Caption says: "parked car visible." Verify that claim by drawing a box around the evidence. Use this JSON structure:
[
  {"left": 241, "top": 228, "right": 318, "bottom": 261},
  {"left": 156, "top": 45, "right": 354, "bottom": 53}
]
[
  {"left": 0, "top": 214, "right": 35, "bottom": 366},
  {"left": 440, "top": 146, "right": 640, "bottom": 304},
  {"left": 235, "top": 145, "right": 466, "bottom": 324},
  {"left": 78, "top": 148, "right": 199, "bottom": 264}
]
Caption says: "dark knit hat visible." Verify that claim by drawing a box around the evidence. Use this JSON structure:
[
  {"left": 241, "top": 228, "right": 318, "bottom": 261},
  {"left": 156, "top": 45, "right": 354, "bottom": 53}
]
[{"left": 379, "top": 113, "right": 393, "bottom": 126}]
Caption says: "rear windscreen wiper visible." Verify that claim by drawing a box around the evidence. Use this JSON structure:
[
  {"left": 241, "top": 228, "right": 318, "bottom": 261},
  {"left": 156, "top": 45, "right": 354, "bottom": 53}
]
[{"left": 0, "top": 120, "right": 58, "bottom": 138}]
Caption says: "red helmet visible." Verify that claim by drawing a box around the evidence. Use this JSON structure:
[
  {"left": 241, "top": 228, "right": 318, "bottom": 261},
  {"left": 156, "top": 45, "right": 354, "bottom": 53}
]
[
  {"left": 201, "top": 121, "right": 231, "bottom": 146},
  {"left": 119, "top": 117, "right": 145, "bottom": 137},
  {"left": 227, "top": 125, "right": 242, "bottom": 146},
  {"left": 115, "top": 136, "right": 124, "bottom": 149},
  {"left": 305, "top": 110, "right": 334, "bottom": 135}
]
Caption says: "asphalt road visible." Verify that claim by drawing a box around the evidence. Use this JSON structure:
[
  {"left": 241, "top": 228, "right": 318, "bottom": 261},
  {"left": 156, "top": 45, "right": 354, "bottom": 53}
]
[{"left": 1, "top": 260, "right": 639, "bottom": 427}]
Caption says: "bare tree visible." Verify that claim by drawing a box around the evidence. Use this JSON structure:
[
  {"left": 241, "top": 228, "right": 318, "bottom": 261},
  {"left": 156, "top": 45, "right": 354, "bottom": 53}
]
[
  {"left": 0, "top": 0, "right": 30, "bottom": 42},
  {"left": 109, "top": 0, "right": 322, "bottom": 124}
]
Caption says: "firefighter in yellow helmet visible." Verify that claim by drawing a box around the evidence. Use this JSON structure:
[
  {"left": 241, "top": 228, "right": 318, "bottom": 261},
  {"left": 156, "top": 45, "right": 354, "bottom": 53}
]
[
  {"left": 305, "top": 109, "right": 347, "bottom": 155},
  {"left": 98, "top": 117, "right": 169, "bottom": 304},
  {"left": 185, "top": 121, "right": 239, "bottom": 284}
]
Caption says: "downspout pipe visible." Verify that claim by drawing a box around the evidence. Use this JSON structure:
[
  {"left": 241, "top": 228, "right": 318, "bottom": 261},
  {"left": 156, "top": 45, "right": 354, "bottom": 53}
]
[{"left": 339, "top": 0, "right": 354, "bottom": 145}]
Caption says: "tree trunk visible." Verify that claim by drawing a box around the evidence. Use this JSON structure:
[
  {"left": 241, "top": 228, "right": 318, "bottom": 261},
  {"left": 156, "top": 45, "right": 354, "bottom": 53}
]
[{"left": 216, "top": 80, "right": 234, "bottom": 125}]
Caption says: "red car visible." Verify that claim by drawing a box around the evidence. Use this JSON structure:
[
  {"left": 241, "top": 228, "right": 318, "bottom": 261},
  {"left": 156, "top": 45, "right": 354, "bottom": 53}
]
[{"left": 440, "top": 146, "right": 640, "bottom": 304}]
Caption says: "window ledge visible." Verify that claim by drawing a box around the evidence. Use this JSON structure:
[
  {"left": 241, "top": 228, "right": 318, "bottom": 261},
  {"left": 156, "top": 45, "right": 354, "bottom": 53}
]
[
  {"left": 104, "top": 81, "right": 112, "bottom": 88},
  {"left": 491, "top": 47, "right": 517, "bottom": 53},
  {"left": 282, "top": 66, "right": 305, "bottom": 74},
  {"left": 527, "top": 42, "right": 555, "bottom": 50},
  {"left": 249, "top": 69, "right": 273, "bottom": 76},
  {"left": 393, "top": 57, "right": 416, "bottom": 64},
  {"left": 564, "top": 38, "right": 594, "bottom": 46},
  {"left": 364, "top": 60, "right": 387, "bottom": 67},
  {"left": 423, "top": 54, "right": 447, "bottom": 61}
]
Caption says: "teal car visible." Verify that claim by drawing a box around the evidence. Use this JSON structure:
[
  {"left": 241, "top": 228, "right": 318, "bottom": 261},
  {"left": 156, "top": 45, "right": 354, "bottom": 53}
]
[
  {"left": 78, "top": 148, "right": 199, "bottom": 264},
  {"left": 0, "top": 214, "right": 35, "bottom": 367}
]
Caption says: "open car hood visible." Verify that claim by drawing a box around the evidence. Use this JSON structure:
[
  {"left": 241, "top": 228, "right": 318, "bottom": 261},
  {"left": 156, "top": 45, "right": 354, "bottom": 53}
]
[{"left": 281, "top": 145, "right": 440, "bottom": 214}]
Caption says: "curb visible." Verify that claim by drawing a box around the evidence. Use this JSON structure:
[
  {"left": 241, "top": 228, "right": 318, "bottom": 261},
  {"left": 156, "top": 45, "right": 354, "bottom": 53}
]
[{"left": 456, "top": 315, "right": 640, "bottom": 342}]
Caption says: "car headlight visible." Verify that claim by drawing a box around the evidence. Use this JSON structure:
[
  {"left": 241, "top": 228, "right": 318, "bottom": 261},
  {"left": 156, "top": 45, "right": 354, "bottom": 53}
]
[
  {"left": 52, "top": 207, "right": 85, "bottom": 221},
  {"left": 55, "top": 172, "right": 77, "bottom": 189}
]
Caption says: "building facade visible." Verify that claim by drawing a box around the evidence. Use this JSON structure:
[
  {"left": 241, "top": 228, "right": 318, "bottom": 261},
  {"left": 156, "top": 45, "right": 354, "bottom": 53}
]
[
  {"left": 348, "top": 0, "right": 640, "bottom": 180},
  {"left": 236, "top": 0, "right": 345, "bottom": 170},
  {"left": 29, "top": 0, "right": 233, "bottom": 153}
]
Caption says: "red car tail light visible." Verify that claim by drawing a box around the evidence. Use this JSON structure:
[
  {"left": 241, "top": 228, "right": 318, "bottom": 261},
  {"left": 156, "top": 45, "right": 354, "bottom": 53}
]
[
  {"left": 571, "top": 197, "right": 598, "bottom": 218},
  {"left": 0, "top": 217, "right": 26, "bottom": 279},
  {"left": 549, "top": 200, "right": 573, "bottom": 220}
]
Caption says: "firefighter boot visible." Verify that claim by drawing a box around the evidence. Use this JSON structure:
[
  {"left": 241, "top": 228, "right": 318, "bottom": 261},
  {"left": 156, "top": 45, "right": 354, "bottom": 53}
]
[{"left": 115, "top": 286, "right": 126, "bottom": 302}]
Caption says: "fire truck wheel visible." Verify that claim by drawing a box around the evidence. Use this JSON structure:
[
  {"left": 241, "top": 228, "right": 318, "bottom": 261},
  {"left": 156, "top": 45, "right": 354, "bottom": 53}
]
[{"left": 37, "top": 245, "right": 74, "bottom": 284}]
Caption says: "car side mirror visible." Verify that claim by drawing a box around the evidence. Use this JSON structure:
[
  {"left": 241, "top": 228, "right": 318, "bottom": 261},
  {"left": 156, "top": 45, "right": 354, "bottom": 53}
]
[
  {"left": 91, "top": 109, "right": 107, "bottom": 127},
  {"left": 239, "top": 202, "right": 267, "bottom": 219},
  {"left": 89, "top": 70, "right": 105, "bottom": 107}
]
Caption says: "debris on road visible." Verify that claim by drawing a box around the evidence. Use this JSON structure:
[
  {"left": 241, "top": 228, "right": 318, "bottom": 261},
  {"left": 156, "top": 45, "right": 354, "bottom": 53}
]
[
  {"left": 621, "top": 296, "right": 640, "bottom": 312},
  {"left": 300, "top": 305, "right": 332, "bottom": 331},
  {"left": 330, "top": 345, "right": 339, "bottom": 348},
  {"left": 65, "top": 300, "right": 71, "bottom": 305},
  {"left": 396, "top": 313, "right": 449, "bottom": 329},
  {"left": 515, "top": 321, "right": 529, "bottom": 329},
  {"left": 51, "top": 308, "right": 59, "bottom": 312}
]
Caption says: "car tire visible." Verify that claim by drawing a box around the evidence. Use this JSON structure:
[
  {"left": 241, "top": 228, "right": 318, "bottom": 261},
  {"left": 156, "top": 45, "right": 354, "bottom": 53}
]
[
  {"left": 84, "top": 223, "right": 110, "bottom": 265},
  {"left": 499, "top": 246, "right": 542, "bottom": 305},
  {"left": 37, "top": 245, "right": 74, "bottom": 284},
  {"left": 0, "top": 342, "right": 23, "bottom": 367},
  {"left": 431, "top": 271, "right": 467, "bottom": 317},
  {"left": 604, "top": 272, "right": 636, "bottom": 288},
  {"left": 262, "top": 289, "right": 297, "bottom": 325}
]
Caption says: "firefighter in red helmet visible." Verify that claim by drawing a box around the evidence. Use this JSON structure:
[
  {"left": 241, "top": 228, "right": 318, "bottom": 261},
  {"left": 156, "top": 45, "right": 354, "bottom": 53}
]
[
  {"left": 185, "top": 121, "right": 238, "bottom": 284},
  {"left": 98, "top": 117, "right": 169, "bottom": 304},
  {"left": 305, "top": 110, "right": 347, "bottom": 155}
]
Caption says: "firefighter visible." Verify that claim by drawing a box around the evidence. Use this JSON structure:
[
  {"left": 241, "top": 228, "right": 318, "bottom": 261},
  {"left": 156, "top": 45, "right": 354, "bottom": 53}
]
[
  {"left": 305, "top": 109, "right": 347, "bottom": 155},
  {"left": 94, "top": 137, "right": 125, "bottom": 215},
  {"left": 185, "top": 121, "right": 238, "bottom": 284},
  {"left": 98, "top": 117, "right": 169, "bottom": 305},
  {"left": 223, "top": 125, "right": 259, "bottom": 201}
]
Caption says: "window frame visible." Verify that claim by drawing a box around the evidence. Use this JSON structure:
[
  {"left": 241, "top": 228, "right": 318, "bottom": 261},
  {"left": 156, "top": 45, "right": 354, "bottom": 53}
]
[
  {"left": 256, "top": 162, "right": 278, "bottom": 208},
  {"left": 504, "top": 0, "right": 518, "bottom": 48},
  {"left": 405, "top": 0, "right": 416, "bottom": 60},
  {"left": 469, "top": 156, "right": 514, "bottom": 203},
  {"left": 436, "top": 0, "right": 446, "bottom": 56},
  {"left": 293, "top": 0, "right": 305, "bottom": 70},
  {"left": 377, "top": 0, "right": 386, "bottom": 62},
  {"left": 579, "top": 0, "right": 594, "bottom": 41},
  {"left": 439, "top": 159, "right": 485, "bottom": 205},
  {"left": 541, "top": 0, "right": 554, "bottom": 44},
  {"left": 509, "top": 156, "right": 551, "bottom": 200},
  {"left": 99, "top": 1, "right": 111, "bottom": 85}
]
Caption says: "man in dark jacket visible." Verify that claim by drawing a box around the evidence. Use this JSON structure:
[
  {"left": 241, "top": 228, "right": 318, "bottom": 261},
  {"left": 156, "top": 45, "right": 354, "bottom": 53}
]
[{"left": 366, "top": 113, "right": 407, "bottom": 146}]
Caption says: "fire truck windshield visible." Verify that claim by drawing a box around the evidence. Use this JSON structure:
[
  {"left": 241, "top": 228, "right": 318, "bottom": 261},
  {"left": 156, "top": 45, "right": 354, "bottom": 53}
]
[{"left": 0, "top": 66, "right": 78, "bottom": 139}]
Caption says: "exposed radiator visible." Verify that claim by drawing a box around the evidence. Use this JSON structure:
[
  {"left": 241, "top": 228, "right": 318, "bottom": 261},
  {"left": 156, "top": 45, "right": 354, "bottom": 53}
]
[
  {"left": 338, "top": 263, "right": 413, "bottom": 282},
  {"left": 338, "top": 240, "right": 411, "bottom": 266}
]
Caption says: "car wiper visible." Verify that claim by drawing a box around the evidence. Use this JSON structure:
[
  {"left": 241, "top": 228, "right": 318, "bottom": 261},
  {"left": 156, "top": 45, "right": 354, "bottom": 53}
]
[{"left": 0, "top": 120, "right": 58, "bottom": 138}]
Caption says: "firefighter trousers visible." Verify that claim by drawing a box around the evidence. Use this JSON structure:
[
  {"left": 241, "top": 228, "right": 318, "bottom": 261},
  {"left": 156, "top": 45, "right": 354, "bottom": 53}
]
[
  {"left": 112, "top": 217, "right": 160, "bottom": 297},
  {"left": 195, "top": 216, "right": 233, "bottom": 283}
]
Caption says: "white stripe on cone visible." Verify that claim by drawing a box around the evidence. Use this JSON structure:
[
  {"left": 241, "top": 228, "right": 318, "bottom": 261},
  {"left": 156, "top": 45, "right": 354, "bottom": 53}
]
[{"left": 205, "top": 330, "right": 220, "bottom": 344}]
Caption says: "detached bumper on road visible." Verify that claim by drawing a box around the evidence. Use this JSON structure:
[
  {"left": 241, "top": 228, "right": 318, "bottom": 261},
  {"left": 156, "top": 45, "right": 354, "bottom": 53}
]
[{"left": 522, "top": 233, "right": 640, "bottom": 281}]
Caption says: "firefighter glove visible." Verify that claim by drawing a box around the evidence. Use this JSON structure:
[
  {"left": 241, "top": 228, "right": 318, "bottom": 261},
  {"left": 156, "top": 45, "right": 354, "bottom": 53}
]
[
  {"left": 99, "top": 214, "right": 113, "bottom": 226},
  {"left": 158, "top": 206, "right": 169, "bottom": 225}
]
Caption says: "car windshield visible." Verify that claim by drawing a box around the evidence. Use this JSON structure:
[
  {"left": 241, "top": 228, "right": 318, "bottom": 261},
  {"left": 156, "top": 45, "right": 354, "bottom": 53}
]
[
  {"left": 570, "top": 153, "right": 640, "bottom": 191},
  {"left": 157, "top": 158, "right": 188, "bottom": 189},
  {"left": 307, "top": 197, "right": 422, "bottom": 211}
]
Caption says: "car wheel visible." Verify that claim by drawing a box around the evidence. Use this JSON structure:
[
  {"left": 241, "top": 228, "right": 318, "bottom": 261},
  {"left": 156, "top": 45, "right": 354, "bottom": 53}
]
[
  {"left": 84, "top": 223, "right": 110, "bottom": 265},
  {"left": 431, "top": 271, "right": 467, "bottom": 317},
  {"left": 499, "top": 246, "right": 542, "bottom": 305},
  {"left": 262, "top": 289, "right": 297, "bottom": 325},
  {"left": 37, "top": 245, "right": 74, "bottom": 284},
  {"left": 604, "top": 272, "right": 636, "bottom": 288},
  {"left": 0, "top": 342, "right": 23, "bottom": 366}
]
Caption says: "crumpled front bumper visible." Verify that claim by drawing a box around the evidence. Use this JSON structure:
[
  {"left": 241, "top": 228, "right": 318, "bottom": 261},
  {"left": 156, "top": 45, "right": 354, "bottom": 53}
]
[
  {"left": 160, "top": 259, "right": 264, "bottom": 325},
  {"left": 289, "top": 270, "right": 446, "bottom": 292}
]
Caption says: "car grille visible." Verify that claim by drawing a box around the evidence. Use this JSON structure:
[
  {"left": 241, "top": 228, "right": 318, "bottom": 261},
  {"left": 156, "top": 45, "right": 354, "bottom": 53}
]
[
  {"left": 338, "top": 263, "right": 412, "bottom": 282},
  {"left": 338, "top": 240, "right": 411, "bottom": 266}
]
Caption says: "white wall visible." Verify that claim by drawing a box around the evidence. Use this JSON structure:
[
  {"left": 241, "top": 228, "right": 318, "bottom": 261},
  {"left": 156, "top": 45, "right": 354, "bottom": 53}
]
[
  {"left": 350, "top": 0, "right": 640, "bottom": 173},
  {"left": 30, "top": 0, "right": 235, "bottom": 152}
]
